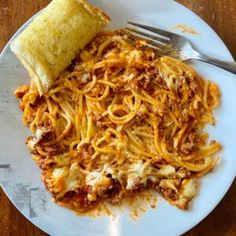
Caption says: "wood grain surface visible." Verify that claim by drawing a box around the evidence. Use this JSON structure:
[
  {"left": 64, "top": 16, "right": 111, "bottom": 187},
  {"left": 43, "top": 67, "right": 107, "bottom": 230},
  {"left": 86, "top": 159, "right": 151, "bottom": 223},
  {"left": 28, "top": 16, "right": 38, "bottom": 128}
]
[{"left": 0, "top": 0, "right": 235, "bottom": 235}]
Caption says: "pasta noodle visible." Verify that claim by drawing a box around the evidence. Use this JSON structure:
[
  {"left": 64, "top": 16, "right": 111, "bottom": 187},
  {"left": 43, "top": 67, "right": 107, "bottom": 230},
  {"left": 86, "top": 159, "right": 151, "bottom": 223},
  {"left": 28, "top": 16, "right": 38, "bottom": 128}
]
[{"left": 15, "top": 30, "right": 221, "bottom": 213}]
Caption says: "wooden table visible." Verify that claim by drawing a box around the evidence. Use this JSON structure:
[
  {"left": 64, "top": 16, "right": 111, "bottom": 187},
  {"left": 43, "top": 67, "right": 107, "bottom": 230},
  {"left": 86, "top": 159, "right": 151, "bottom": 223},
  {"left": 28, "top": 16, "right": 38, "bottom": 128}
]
[{"left": 0, "top": 0, "right": 235, "bottom": 235}]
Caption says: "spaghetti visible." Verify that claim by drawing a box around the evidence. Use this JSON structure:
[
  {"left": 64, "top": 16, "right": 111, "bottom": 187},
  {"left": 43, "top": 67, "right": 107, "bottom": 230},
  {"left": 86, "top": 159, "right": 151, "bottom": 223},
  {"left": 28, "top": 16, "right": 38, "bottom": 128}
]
[{"left": 15, "top": 30, "right": 221, "bottom": 212}]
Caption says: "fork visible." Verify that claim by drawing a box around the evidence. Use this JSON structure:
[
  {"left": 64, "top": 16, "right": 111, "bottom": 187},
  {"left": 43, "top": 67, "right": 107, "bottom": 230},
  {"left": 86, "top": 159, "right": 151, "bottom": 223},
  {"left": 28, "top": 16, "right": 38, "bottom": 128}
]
[{"left": 126, "top": 21, "right": 236, "bottom": 74}]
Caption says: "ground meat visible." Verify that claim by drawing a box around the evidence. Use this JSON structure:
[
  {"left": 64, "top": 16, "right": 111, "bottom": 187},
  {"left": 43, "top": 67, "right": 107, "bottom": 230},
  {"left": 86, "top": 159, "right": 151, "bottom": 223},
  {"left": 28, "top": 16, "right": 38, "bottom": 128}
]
[
  {"left": 127, "top": 177, "right": 146, "bottom": 192},
  {"left": 88, "top": 145, "right": 95, "bottom": 155},
  {"left": 210, "top": 140, "right": 217, "bottom": 145},
  {"left": 128, "top": 74, "right": 151, "bottom": 90},
  {"left": 81, "top": 144, "right": 95, "bottom": 159},
  {"left": 39, "top": 158, "right": 56, "bottom": 171},
  {"left": 41, "top": 145, "right": 61, "bottom": 156},
  {"left": 135, "top": 39, "right": 147, "bottom": 49},
  {"left": 93, "top": 114, "right": 105, "bottom": 126},
  {"left": 147, "top": 179, "right": 161, "bottom": 189},
  {"left": 39, "top": 131, "right": 55, "bottom": 143},
  {"left": 138, "top": 75, "right": 150, "bottom": 89},
  {"left": 181, "top": 142, "right": 199, "bottom": 155},
  {"left": 14, "top": 84, "right": 29, "bottom": 99},
  {"left": 151, "top": 157, "right": 168, "bottom": 168},
  {"left": 61, "top": 189, "right": 99, "bottom": 212},
  {"left": 92, "top": 113, "right": 103, "bottom": 122},
  {"left": 90, "top": 83, "right": 106, "bottom": 97},
  {"left": 172, "top": 167, "right": 190, "bottom": 179},
  {"left": 180, "top": 130, "right": 200, "bottom": 155},
  {"left": 26, "top": 114, "right": 34, "bottom": 124},
  {"left": 96, "top": 185, "right": 112, "bottom": 198},
  {"left": 154, "top": 75, "right": 168, "bottom": 90},
  {"left": 63, "top": 190, "right": 76, "bottom": 199},
  {"left": 157, "top": 187, "right": 179, "bottom": 201},
  {"left": 188, "top": 130, "right": 200, "bottom": 144},
  {"left": 145, "top": 50, "right": 156, "bottom": 61},
  {"left": 29, "top": 96, "right": 45, "bottom": 108},
  {"left": 107, "top": 182, "right": 124, "bottom": 204},
  {"left": 134, "top": 113, "right": 148, "bottom": 125},
  {"left": 92, "top": 113, "right": 117, "bottom": 129},
  {"left": 189, "top": 81, "right": 198, "bottom": 94},
  {"left": 19, "top": 101, "right": 25, "bottom": 111}
]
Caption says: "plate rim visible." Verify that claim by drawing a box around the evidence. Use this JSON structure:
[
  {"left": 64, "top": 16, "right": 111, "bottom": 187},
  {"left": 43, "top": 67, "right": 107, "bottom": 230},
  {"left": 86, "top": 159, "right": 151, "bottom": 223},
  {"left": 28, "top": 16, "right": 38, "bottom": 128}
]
[{"left": 0, "top": 1, "right": 235, "bottom": 235}]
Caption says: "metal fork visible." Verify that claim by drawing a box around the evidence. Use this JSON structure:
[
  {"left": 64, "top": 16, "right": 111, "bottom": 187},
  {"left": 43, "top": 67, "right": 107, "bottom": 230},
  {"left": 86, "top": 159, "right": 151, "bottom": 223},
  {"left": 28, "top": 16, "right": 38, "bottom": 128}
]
[{"left": 126, "top": 21, "right": 236, "bottom": 74}]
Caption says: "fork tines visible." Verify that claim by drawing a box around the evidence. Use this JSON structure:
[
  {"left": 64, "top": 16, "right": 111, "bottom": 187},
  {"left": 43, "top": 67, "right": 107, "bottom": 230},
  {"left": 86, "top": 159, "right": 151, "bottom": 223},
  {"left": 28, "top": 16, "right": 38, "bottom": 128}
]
[
  {"left": 125, "top": 30, "right": 169, "bottom": 53},
  {"left": 127, "top": 21, "right": 178, "bottom": 38},
  {"left": 125, "top": 27, "right": 170, "bottom": 45},
  {"left": 126, "top": 21, "right": 178, "bottom": 48}
]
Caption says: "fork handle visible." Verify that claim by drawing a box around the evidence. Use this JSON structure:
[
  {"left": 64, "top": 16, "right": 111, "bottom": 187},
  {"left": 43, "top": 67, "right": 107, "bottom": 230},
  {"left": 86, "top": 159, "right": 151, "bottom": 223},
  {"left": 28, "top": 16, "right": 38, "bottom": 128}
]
[{"left": 191, "top": 51, "right": 236, "bottom": 74}]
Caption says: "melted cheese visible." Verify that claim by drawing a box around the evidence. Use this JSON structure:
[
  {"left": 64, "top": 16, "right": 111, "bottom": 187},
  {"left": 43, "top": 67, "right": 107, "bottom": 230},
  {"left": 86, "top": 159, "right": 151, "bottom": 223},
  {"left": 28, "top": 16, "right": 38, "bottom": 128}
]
[
  {"left": 27, "top": 127, "right": 48, "bottom": 150},
  {"left": 50, "top": 163, "right": 84, "bottom": 196},
  {"left": 86, "top": 167, "right": 112, "bottom": 201},
  {"left": 81, "top": 73, "right": 89, "bottom": 83},
  {"left": 182, "top": 179, "right": 198, "bottom": 198},
  {"left": 86, "top": 171, "right": 104, "bottom": 187},
  {"left": 157, "top": 165, "right": 176, "bottom": 177},
  {"left": 66, "top": 163, "right": 82, "bottom": 191},
  {"left": 126, "top": 161, "right": 152, "bottom": 190},
  {"left": 126, "top": 177, "right": 137, "bottom": 190},
  {"left": 125, "top": 163, "right": 178, "bottom": 190},
  {"left": 159, "top": 179, "right": 178, "bottom": 192},
  {"left": 168, "top": 179, "right": 198, "bottom": 209}
]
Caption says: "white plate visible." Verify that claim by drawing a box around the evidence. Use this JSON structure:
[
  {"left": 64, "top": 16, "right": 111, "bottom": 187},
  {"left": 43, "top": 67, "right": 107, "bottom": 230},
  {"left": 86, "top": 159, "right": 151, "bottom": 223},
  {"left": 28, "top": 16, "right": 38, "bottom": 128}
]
[{"left": 0, "top": 1, "right": 236, "bottom": 235}]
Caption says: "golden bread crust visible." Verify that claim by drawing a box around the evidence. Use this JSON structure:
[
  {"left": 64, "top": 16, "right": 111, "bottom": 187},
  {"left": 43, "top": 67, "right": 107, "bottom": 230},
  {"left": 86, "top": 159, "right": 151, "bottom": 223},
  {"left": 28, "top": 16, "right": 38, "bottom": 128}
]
[{"left": 11, "top": 0, "right": 110, "bottom": 95}]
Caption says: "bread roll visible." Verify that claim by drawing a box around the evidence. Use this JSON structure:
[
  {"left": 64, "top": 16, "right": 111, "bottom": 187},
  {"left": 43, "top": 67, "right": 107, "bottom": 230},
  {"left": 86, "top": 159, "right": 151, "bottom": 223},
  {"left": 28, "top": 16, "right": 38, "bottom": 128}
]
[{"left": 11, "top": 0, "right": 110, "bottom": 95}]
